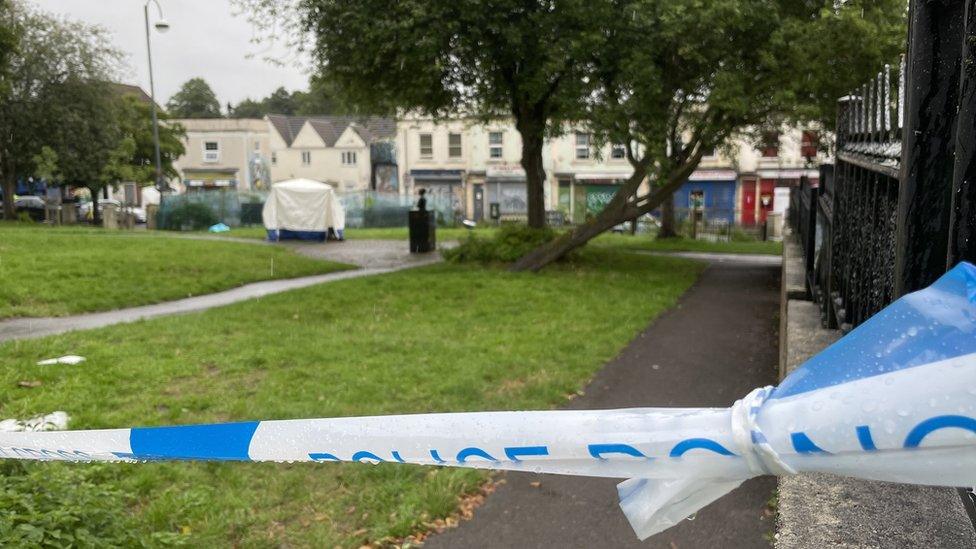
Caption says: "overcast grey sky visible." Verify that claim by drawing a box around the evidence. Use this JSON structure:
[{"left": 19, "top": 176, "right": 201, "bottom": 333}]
[{"left": 32, "top": 0, "right": 310, "bottom": 107}]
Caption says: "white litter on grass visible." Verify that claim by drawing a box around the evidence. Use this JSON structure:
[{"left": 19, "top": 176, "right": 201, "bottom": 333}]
[
  {"left": 36, "top": 355, "right": 85, "bottom": 366},
  {"left": 0, "top": 411, "right": 70, "bottom": 432}
]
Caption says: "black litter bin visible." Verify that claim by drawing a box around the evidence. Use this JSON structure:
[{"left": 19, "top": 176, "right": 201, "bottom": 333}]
[{"left": 408, "top": 210, "right": 436, "bottom": 253}]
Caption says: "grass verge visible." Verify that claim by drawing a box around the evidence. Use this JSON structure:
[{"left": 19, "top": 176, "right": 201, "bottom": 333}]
[
  {"left": 592, "top": 233, "right": 783, "bottom": 255},
  {"left": 0, "top": 248, "right": 702, "bottom": 547},
  {"left": 0, "top": 224, "right": 353, "bottom": 318}
]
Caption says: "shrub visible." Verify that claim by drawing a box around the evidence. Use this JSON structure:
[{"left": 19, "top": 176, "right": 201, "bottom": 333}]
[
  {"left": 444, "top": 224, "right": 556, "bottom": 263},
  {"left": 0, "top": 462, "right": 183, "bottom": 547},
  {"left": 165, "top": 201, "right": 217, "bottom": 231}
]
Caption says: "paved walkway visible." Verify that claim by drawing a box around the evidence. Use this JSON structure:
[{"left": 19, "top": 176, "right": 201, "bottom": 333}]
[
  {"left": 425, "top": 256, "right": 781, "bottom": 548},
  {"left": 640, "top": 249, "right": 782, "bottom": 265},
  {"left": 0, "top": 240, "right": 440, "bottom": 342}
]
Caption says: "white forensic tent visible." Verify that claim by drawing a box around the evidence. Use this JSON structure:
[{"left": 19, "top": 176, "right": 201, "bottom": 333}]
[{"left": 262, "top": 178, "right": 345, "bottom": 241}]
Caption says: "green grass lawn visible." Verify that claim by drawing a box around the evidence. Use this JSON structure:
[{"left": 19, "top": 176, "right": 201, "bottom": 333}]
[
  {"left": 0, "top": 249, "right": 702, "bottom": 547},
  {"left": 592, "top": 233, "right": 783, "bottom": 255},
  {"left": 0, "top": 224, "right": 352, "bottom": 319}
]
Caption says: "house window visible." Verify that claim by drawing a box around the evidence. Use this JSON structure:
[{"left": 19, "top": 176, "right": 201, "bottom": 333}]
[
  {"left": 702, "top": 145, "right": 716, "bottom": 158},
  {"left": 489, "top": 131, "right": 503, "bottom": 158},
  {"left": 271, "top": 152, "right": 277, "bottom": 166},
  {"left": 301, "top": 151, "right": 311, "bottom": 165},
  {"left": 253, "top": 141, "right": 260, "bottom": 151},
  {"left": 801, "top": 130, "right": 819, "bottom": 158},
  {"left": 419, "top": 133, "right": 433, "bottom": 158},
  {"left": 341, "top": 151, "right": 357, "bottom": 165},
  {"left": 761, "top": 132, "right": 779, "bottom": 158},
  {"left": 448, "top": 133, "right": 462, "bottom": 158},
  {"left": 575, "top": 132, "right": 591, "bottom": 160},
  {"left": 203, "top": 141, "right": 219, "bottom": 163},
  {"left": 611, "top": 143, "right": 626, "bottom": 159}
]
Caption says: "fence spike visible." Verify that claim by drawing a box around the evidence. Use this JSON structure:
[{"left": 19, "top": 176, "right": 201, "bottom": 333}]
[
  {"left": 883, "top": 64, "right": 892, "bottom": 133},
  {"left": 864, "top": 83, "right": 871, "bottom": 135},
  {"left": 898, "top": 54, "right": 906, "bottom": 131},
  {"left": 876, "top": 71, "right": 884, "bottom": 135}
]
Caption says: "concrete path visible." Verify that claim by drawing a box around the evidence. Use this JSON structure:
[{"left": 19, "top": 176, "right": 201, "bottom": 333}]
[
  {"left": 425, "top": 256, "right": 781, "bottom": 548},
  {"left": 283, "top": 239, "right": 451, "bottom": 269},
  {"left": 0, "top": 240, "right": 441, "bottom": 343},
  {"left": 640, "top": 249, "right": 782, "bottom": 266}
]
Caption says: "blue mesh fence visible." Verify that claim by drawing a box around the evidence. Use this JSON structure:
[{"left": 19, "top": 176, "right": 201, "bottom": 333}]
[{"left": 157, "top": 190, "right": 454, "bottom": 230}]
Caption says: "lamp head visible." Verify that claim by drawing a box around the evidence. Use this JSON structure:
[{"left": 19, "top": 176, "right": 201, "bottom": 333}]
[{"left": 154, "top": 19, "right": 170, "bottom": 33}]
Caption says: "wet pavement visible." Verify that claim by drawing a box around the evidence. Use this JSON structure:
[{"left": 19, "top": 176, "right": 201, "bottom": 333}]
[{"left": 424, "top": 256, "right": 781, "bottom": 549}]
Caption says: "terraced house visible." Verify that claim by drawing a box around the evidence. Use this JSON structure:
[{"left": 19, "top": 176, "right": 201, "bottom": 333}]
[
  {"left": 266, "top": 115, "right": 398, "bottom": 193},
  {"left": 172, "top": 114, "right": 822, "bottom": 230},
  {"left": 397, "top": 115, "right": 824, "bottom": 226}
]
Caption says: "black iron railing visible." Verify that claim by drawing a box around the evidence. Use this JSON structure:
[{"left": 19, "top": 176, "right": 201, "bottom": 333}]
[
  {"left": 789, "top": 0, "right": 976, "bottom": 526},
  {"left": 790, "top": 0, "right": 975, "bottom": 333}
]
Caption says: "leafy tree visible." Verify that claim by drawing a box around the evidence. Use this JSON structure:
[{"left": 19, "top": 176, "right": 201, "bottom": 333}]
[
  {"left": 83, "top": 95, "right": 185, "bottom": 223},
  {"left": 0, "top": 0, "right": 17, "bottom": 97},
  {"left": 262, "top": 86, "right": 298, "bottom": 114},
  {"left": 47, "top": 78, "right": 123, "bottom": 224},
  {"left": 0, "top": 1, "right": 122, "bottom": 220},
  {"left": 296, "top": 75, "right": 344, "bottom": 115},
  {"left": 511, "top": 0, "right": 905, "bottom": 270},
  {"left": 228, "top": 80, "right": 345, "bottom": 117},
  {"left": 31, "top": 146, "right": 60, "bottom": 184},
  {"left": 230, "top": 97, "right": 266, "bottom": 118},
  {"left": 166, "top": 77, "right": 222, "bottom": 118},
  {"left": 86, "top": 94, "right": 185, "bottom": 223},
  {"left": 236, "top": 0, "right": 602, "bottom": 228},
  {"left": 109, "top": 95, "right": 185, "bottom": 186}
]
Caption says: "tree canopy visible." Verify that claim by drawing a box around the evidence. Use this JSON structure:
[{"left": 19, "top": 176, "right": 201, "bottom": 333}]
[
  {"left": 237, "top": 0, "right": 902, "bottom": 237},
  {"left": 166, "top": 77, "right": 222, "bottom": 118},
  {"left": 228, "top": 78, "right": 347, "bottom": 118},
  {"left": 0, "top": 0, "right": 122, "bottom": 219},
  {"left": 237, "top": 0, "right": 604, "bottom": 228},
  {"left": 511, "top": 0, "right": 905, "bottom": 270},
  {"left": 0, "top": 2, "right": 187, "bottom": 222},
  {"left": 104, "top": 95, "right": 186, "bottom": 186},
  {"left": 0, "top": 0, "right": 17, "bottom": 97}
]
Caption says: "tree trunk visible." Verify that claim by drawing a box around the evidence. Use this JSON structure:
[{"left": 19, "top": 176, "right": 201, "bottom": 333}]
[
  {"left": 511, "top": 157, "right": 702, "bottom": 272},
  {"left": 516, "top": 115, "right": 548, "bottom": 229},
  {"left": 1, "top": 171, "right": 15, "bottom": 221},
  {"left": 659, "top": 193, "right": 678, "bottom": 238},
  {"left": 89, "top": 186, "right": 101, "bottom": 225}
]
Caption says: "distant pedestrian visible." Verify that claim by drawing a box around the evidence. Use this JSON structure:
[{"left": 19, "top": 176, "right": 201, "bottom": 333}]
[{"left": 416, "top": 188, "right": 427, "bottom": 212}]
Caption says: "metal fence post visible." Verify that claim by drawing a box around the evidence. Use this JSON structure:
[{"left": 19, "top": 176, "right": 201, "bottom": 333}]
[
  {"left": 947, "top": 1, "right": 976, "bottom": 268},
  {"left": 802, "top": 175, "right": 817, "bottom": 294},
  {"left": 894, "top": 0, "right": 966, "bottom": 296}
]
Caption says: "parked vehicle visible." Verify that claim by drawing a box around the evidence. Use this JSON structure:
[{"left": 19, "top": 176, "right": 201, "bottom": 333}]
[
  {"left": 77, "top": 200, "right": 147, "bottom": 223},
  {"left": 0, "top": 195, "right": 46, "bottom": 221}
]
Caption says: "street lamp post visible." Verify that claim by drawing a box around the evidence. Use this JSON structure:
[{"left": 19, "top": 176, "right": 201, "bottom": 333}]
[{"left": 144, "top": 0, "right": 170, "bottom": 193}]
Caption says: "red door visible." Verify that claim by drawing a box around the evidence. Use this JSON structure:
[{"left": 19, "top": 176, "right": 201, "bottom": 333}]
[
  {"left": 759, "top": 179, "right": 776, "bottom": 223},
  {"left": 740, "top": 178, "right": 756, "bottom": 226}
]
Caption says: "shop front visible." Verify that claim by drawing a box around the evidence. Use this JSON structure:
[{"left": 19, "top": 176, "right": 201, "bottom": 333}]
[
  {"left": 754, "top": 169, "right": 818, "bottom": 224},
  {"left": 183, "top": 168, "right": 239, "bottom": 193},
  {"left": 675, "top": 169, "right": 738, "bottom": 225},
  {"left": 410, "top": 169, "right": 464, "bottom": 222},
  {"left": 570, "top": 173, "right": 630, "bottom": 223},
  {"left": 486, "top": 165, "right": 527, "bottom": 220}
]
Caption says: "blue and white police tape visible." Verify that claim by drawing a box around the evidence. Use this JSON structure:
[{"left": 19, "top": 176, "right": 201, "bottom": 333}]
[{"left": 2, "top": 262, "right": 975, "bottom": 540}]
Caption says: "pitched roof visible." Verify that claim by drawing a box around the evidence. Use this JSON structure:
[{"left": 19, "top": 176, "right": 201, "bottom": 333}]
[{"left": 266, "top": 114, "right": 396, "bottom": 147}]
